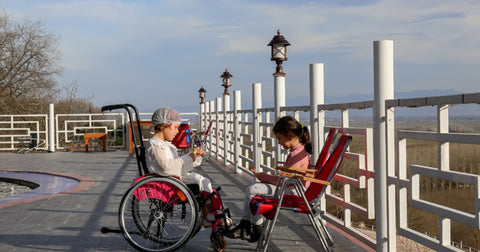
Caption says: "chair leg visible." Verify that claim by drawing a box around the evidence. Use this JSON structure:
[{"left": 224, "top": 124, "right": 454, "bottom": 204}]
[
  {"left": 318, "top": 215, "right": 334, "bottom": 246},
  {"left": 309, "top": 214, "right": 333, "bottom": 252},
  {"left": 256, "top": 178, "right": 288, "bottom": 252}
]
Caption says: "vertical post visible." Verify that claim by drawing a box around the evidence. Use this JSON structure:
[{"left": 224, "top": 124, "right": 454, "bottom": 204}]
[
  {"left": 252, "top": 83, "right": 262, "bottom": 172},
  {"left": 209, "top": 101, "right": 215, "bottom": 157},
  {"left": 309, "top": 63, "right": 324, "bottom": 162},
  {"left": 373, "top": 40, "right": 394, "bottom": 252},
  {"left": 216, "top": 97, "right": 222, "bottom": 160},
  {"left": 438, "top": 104, "right": 449, "bottom": 171},
  {"left": 234, "top": 90, "right": 242, "bottom": 174},
  {"left": 223, "top": 94, "right": 230, "bottom": 166},
  {"left": 200, "top": 102, "right": 205, "bottom": 133},
  {"left": 274, "top": 75, "right": 286, "bottom": 166},
  {"left": 48, "top": 103, "right": 55, "bottom": 152}
]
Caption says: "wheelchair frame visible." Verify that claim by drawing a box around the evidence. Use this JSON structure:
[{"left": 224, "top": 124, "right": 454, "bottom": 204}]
[{"left": 101, "top": 104, "right": 230, "bottom": 252}]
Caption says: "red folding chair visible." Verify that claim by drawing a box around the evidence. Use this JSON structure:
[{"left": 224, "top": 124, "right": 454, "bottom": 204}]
[
  {"left": 194, "top": 121, "right": 213, "bottom": 146},
  {"left": 250, "top": 131, "right": 352, "bottom": 252},
  {"left": 172, "top": 122, "right": 192, "bottom": 149}
]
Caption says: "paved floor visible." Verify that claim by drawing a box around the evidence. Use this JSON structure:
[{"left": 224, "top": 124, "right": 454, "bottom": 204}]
[{"left": 0, "top": 151, "right": 368, "bottom": 251}]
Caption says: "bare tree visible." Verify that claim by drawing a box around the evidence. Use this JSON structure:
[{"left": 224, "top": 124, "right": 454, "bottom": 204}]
[
  {"left": 55, "top": 81, "right": 98, "bottom": 114},
  {"left": 0, "top": 12, "right": 63, "bottom": 114}
]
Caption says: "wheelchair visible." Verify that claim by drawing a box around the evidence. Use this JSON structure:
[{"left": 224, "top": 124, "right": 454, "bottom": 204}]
[{"left": 101, "top": 104, "right": 231, "bottom": 252}]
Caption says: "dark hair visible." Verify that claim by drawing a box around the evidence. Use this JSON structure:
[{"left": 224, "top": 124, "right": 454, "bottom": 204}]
[{"left": 272, "top": 116, "right": 312, "bottom": 154}]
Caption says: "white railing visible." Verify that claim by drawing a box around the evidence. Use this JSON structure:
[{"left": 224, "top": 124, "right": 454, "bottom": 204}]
[
  {"left": 387, "top": 93, "right": 480, "bottom": 252},
  {"left": 199, "top": 40, "right": 480, "bottom": 251},
  {"left": 55, "top": 113, "right": 126, "bottom": 150},
  {"left": 0, "top": 114, "right": 48, "bottom": 151},
  {"left": 0, "top": 111, "right": 199, "bottom": 153}
]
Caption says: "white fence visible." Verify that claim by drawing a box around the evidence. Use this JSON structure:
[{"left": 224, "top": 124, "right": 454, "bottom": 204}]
[
  {"left": 199, "top": 40, "right": 480, "bottom": 251},
  {"left": 0, "top": 111, "right": 199, "bottom": 152},
  {"left": 0, "top": 114, "right": 48, "bottom": 151}
]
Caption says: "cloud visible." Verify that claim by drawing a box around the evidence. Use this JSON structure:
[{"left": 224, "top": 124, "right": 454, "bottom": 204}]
[{"left": 3, "top": 0, "right": 480, "bottom": 109}]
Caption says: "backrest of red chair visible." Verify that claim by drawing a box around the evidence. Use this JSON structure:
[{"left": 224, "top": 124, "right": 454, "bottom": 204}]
[
  {"left": 304, "top": 134, "right": 352, "bottom": 201},
  {"left": 204, "top": 121, "right": 213, "bottom": 137},
  {"left": 171, "top": 123, "right": 191, "bottom": 148},
  {"left": 313, "top": 128, "right": 338, "bottom": 172}
]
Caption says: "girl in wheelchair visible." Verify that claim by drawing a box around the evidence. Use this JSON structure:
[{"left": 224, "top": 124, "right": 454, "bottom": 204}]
[{"left": 145, "top": 107, "right": 232, "bottom": 244}]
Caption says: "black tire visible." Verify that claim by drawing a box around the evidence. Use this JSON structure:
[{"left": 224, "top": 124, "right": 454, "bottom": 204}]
[{"left": 118, "top": 175, "right": 198, "bottom": 252}]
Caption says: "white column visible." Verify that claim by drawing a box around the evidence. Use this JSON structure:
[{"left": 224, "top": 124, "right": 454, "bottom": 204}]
[
  {"left": 200, "top": 102, "right": 205, "bottom": 133},
  {"left": 274, "top": 75, "right": 286, "bottom": 166},
  {"left": 309, "top": 63, "right": 325, "bottom": 162},
  {"left": 252, "top": 83, "right": 262, "bottom": 173},
  {"left": 216, "top": 97, "right": 222, "bottom": 160},
  {"left": 48, "top": 103, "right": 55, "bottom": 152},
  {"left": 209, "top": 101, "right": 215, "bottom": 156},
  {"left": 223, "top": 94, "right": 230, "bottom": 166},
  {"left": 373, "top": 40, "right": 394, "bottom": 252},
  {"left": 438, "top": 104, "right": 449, "bottom": 171},
  {"left": 234, "top": 90, "right": 242, "bottom": 174}
]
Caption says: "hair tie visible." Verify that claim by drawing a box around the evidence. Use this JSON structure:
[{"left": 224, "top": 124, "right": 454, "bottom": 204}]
[{"left": 301, "top": 124, "right": 304, "bottom": 128}]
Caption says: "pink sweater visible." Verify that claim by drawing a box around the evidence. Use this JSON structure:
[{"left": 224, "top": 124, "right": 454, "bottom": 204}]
[{"left": 284, "top": 143, "right": 312, "bottom": 188}]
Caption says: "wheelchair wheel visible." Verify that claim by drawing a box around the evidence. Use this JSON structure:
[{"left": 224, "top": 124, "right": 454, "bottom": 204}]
[{"left": 118, "top": 175, "right": 199, "bottom": 252}]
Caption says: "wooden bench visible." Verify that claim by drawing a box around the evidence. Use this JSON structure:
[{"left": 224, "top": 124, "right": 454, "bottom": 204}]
[{"left": 84, "top": 133, "right": 107, "bottom": 152}]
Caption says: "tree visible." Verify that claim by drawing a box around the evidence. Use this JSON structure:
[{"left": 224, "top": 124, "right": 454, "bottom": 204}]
[
  {"left": 0, "top": 12, "right": 63, "bottom": 114},
  {"left": 55, "top": 81, "right": 99, "bottom": 114}
]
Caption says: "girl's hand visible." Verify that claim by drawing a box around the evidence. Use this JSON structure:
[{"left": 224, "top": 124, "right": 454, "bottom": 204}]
[{"left": 190, "top": 147, "right": 205, "bottom": 160}]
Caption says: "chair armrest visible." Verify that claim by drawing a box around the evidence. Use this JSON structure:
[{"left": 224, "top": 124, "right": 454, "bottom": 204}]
[
  {"left": 278, "top": 171, "right": 331, "bottom": 186},
  {"left": 274, "top": 166, "right": 317, "bottom": 174}
]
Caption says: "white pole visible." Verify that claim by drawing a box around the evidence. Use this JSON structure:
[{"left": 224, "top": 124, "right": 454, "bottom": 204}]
[
  {"left": 209, "top": 101, "right": 214, "bottom": 157},
  {"left": 200, "top": 102, "right": 204, "bottom": 133},
  {"left": 48, "top": 103, "right": 55, "bottom": 152},
  {"left": 274, "top": 75, "right": 286, "bottom": 166},
  {"left": 252, "top": 83, "right": 262, "bottom": 173},
  {"left": 216, "top": 97, "right": 222, "bottom": 161},
  {"left": 223, "top": 94, "right": 230, "bottom": 166},
  {"left": 309, "top": 63, "right": 325, "bottom": 162},
  {"left": 234, "top": 90, "right": 242, "bottom": 174},
  {"left": 373, "top": 40, "right": 394, "bottom": 252}
]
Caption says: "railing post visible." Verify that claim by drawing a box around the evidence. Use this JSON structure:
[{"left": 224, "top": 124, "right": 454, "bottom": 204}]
[
  {"left": 309, "top": 63, "right": 325, "bottom": 162},
  {"left": 252, "top": 83, "right": 262, "bottom": 172},
  {"left": 234, "top": 90, "right": 242, "bottom": 174},
  {"left": 274, "top": 74, "right": 286, "bottom": 166},
  {"left": 216, "top": 97, "right": 222, "bottom": 160},
  {"left": 48, "top": 103, "right": 55, "bottom": 152},
  {"left": 438, "top": 104, "right": 450, "bottom": 171},
  {"left": 200, "top": 101, "right": 205, "bottom": 133},
  {"left": 223, "top": 93, "right": 230, "bottom": 166},
  {"left": 209, "top": 101, "right": 215, "bottom": 157},
  {"left": 373, "top": 40, "right": 394, "bottom": 252}
]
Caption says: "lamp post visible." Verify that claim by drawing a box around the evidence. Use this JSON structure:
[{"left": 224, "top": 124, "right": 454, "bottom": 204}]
[
  {"left": 198, "top": 86, "right": 206, "bottom": 104},
  {"left": 268, "top": 30, "right": 290, "bottom": 166},
  {"left": 220, "top": 69, "right": 232, "bottom": 166},
  {"left": 198, "top": 86, "right": 206, "bottom": 133},
  {"left": 221, "top": 69, "right": 233, "bottom": 95},
  {"left": 268, "top": 30, "right": 291, "bottom": 76}
]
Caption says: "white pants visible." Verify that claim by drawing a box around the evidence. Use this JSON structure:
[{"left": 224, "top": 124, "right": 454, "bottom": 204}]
[
  {"left": 182, "top": 171, "right": 213, "bottom": 193},
  {"left": 242, "top": 182, "right": 297, "bottom": 225}
]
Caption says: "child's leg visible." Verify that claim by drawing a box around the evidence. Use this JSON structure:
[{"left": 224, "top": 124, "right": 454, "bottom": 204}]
[
  {"left": 243, "top": 182, "right": 276, "bottom": 225},
  {"left": 182, "top": 172, "right": 213, "bottom": 193}
]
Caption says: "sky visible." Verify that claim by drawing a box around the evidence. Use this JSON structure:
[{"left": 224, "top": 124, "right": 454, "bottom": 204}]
[{"left": 2, "top": 0, "right": 480, "bottom": 113}]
